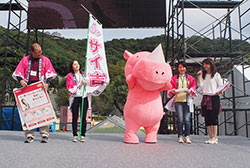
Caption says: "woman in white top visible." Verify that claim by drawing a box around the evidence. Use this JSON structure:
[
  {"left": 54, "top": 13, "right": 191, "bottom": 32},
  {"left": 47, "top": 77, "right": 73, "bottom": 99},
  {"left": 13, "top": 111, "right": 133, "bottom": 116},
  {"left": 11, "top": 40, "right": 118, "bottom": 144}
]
[{"left": 197, "top": 58, "right": 223, "bottom": 144}]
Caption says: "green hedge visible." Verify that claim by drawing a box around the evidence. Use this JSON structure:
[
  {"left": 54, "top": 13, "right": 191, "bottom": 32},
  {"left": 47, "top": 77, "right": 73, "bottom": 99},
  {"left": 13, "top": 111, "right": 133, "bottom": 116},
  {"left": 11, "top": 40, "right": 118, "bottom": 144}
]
[{"left": 92, "top": 116, "right": 109, "bottom": 121}]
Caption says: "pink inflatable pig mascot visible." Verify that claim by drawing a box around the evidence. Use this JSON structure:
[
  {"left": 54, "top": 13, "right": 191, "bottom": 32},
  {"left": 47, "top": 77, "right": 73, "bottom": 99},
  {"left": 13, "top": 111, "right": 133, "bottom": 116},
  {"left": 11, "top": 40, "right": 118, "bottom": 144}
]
[{"left": 123, "top": 44, "right": 172, "bottom": 144}]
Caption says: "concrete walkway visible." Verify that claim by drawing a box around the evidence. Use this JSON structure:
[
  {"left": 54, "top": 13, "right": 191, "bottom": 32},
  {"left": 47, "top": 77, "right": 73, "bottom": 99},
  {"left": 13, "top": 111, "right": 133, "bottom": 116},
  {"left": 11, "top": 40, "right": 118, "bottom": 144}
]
[{"left": 0, "top": 130, "right": 250, "bottom": 168}]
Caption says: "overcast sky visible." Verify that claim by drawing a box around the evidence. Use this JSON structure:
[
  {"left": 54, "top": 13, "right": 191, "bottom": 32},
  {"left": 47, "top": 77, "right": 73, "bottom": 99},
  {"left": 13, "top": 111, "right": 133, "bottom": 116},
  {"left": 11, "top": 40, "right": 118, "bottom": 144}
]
[{"left": 0, "top": 0, "right": 249, "bottom": 41}]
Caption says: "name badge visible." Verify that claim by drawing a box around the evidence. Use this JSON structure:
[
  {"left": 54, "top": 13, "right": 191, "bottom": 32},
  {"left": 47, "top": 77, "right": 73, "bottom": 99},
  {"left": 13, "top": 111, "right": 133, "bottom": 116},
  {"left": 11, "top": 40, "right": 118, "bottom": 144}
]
[{"left": 30, "top": 70, "right": 37, "bottom": 76}]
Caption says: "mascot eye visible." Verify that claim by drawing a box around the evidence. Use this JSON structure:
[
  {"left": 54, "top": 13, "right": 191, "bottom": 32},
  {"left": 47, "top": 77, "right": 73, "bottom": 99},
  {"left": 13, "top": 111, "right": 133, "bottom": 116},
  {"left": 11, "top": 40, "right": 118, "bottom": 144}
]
[
  {"left": 136, "top": 56, "right": 139, "bottom": 58},
  {"left": 162, "top": 72, "right": 164, "bottom": 75},
  {"left": 156, "top": 71, "right": 158, "bottom": 74}
]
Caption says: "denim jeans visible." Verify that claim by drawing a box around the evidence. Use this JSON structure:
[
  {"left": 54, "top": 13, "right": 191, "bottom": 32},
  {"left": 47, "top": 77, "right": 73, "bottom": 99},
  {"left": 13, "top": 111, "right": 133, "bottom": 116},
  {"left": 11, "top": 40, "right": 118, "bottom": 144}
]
[{"left": 175, "top": 102, "right": 191, "bottom": 137}]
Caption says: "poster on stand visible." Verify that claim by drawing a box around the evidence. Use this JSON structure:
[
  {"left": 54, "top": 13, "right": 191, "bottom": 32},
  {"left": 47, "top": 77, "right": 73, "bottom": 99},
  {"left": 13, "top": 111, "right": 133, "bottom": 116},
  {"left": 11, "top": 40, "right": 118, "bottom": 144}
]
[{"left": 13, "top": 81, "right": 56, "bottom": 130}]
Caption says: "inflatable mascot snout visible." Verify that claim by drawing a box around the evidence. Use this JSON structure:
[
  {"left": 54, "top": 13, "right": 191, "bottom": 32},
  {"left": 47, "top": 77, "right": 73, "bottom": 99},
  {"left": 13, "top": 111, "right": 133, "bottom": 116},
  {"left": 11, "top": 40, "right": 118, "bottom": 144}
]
[{"left": 123, "top": 44, "right": 172, "bottom": 144}]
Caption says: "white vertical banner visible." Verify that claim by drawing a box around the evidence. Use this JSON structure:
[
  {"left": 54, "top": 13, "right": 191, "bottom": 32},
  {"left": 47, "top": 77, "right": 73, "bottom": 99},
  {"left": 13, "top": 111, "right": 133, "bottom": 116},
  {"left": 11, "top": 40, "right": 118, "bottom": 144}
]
[{"left": 85, "top": 14, "right": 110, "bottom": 96}]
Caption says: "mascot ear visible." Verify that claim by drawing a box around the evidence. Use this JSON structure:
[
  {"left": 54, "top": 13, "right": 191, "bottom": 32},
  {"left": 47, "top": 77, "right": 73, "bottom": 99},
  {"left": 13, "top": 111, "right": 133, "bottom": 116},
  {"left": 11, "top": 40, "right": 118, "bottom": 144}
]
[{"left": 124, "top": 50, "right": 133, "bottom": 60}]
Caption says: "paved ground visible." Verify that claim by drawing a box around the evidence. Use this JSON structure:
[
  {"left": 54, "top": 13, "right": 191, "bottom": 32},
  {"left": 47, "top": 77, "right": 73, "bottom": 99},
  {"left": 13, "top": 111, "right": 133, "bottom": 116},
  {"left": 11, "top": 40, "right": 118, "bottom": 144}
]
[{"left": 0, "top": 130, "right": 250, "bottom": 168}]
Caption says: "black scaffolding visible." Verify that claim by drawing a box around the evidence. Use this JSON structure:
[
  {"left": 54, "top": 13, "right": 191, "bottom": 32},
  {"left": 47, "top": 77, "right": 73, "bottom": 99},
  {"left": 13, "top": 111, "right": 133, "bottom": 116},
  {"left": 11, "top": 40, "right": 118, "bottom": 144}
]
[
  {"left": 0, "top": 0, "right": 28, "bottom": 130},
  {"left": 0, "top": 0, "right": 45, "bottom": 130},
  {"left": 162, "top": 0, "right": 250, "bottom": 136}
]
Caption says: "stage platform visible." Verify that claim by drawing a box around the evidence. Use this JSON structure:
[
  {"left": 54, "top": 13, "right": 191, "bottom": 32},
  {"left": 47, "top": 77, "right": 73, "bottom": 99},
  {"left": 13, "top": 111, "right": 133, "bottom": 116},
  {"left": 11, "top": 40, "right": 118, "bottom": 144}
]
[{"left": 0, "top": 131, "right": 249, "bottom": 168}]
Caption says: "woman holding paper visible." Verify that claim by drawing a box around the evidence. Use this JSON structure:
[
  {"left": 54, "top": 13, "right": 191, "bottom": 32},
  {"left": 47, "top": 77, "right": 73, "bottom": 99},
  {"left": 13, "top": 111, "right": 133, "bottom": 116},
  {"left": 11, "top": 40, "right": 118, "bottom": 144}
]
[
  {"left": 66, "top": 60, "right": 88, "bottom": 142},
  {"left": 197, "top": 58, "right": 224, "bottom": 144},
  {"left": 168, "top": 61, "right": 197, "bottom": 144}
]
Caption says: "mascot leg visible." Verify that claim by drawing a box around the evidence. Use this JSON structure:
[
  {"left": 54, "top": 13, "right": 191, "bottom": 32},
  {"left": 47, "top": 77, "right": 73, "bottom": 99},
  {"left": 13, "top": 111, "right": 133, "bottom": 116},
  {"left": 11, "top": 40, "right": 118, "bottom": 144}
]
[
  {"left": 144, "top": 122, "right": 161, "bottom": 143},
  {"left": 124, "top": 117, "right": 140, "bottom": 144}
]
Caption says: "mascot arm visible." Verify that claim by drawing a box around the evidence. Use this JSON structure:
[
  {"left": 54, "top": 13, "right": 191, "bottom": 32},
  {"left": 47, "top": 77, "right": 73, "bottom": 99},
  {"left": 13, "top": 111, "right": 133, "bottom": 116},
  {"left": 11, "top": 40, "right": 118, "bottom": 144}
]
[
  {"left": 160, "top": 83, "right": 172, "bottom": 91},
  {"left": 126, "top": 74, "right": 135, "bottom": 89}
]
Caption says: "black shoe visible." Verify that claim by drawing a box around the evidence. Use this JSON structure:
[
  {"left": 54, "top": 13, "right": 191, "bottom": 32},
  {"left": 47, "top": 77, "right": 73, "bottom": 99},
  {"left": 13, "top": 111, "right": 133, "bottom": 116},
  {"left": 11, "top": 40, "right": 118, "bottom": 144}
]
[
  {"left": 40, "top": 136, "right": 48, "bottom": 143},
  {"left": 24, "top": 137, "right": 34, "bottom": 143}
]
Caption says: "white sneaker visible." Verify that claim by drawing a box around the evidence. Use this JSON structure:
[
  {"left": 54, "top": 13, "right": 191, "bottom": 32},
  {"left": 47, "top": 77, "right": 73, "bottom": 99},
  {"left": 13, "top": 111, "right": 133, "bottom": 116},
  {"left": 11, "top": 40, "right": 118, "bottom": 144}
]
[
  {"left": 178, "top": 136, "right": 184, "bottom": 143},
  {"left": 205, "top": 138, "right": 218, "bottom": 144},
  {"left": 215, "top": 137, "right": 218, "bottom": 144},
  {"left": 72, "top": 136, "right": 78, "bottom": 142},
  {"left": 211, "top": 137, "right": 218, "bottom": 144},
  {"left": 24, "top": 137, "right": 34, "bottom": 143},
  {"left": 185, "top": 136, "right": 192, "bottom": 144},
  {"left": 205, "top": 138, "right": 211, "bottom": 144},
  {"left": 80, "top": 136, "right": 85, "bottom": 142}
]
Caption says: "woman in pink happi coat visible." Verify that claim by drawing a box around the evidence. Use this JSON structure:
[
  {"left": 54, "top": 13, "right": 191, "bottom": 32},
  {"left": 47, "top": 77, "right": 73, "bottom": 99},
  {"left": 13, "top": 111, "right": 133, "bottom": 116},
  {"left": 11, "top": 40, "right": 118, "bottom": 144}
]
[
  {"left": 66, "top": 60, "right": 88, "bottom": 143},
  {"left": 167, "top": 61, "right": 197, "bottom": 144}
]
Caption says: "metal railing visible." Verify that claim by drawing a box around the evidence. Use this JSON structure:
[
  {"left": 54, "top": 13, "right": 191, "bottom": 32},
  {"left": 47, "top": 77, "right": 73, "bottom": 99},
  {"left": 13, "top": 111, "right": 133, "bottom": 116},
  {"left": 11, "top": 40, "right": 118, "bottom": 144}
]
[
  {"left": 194, "top": 107, "right": 250, "bottom": 137},
  {"left": 159, "top": 106, "right": 250, "bottom": 138}
]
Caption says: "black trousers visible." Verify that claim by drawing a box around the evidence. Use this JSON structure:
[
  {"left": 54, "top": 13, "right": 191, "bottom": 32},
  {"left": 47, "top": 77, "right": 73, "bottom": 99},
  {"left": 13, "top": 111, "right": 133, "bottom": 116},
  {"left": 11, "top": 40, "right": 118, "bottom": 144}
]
[
  {"left": 71, "top": 97, "right": 88, "bottom": 136},
  {"left": 203, "top": 95, "right": 220, "bottom": 126}
]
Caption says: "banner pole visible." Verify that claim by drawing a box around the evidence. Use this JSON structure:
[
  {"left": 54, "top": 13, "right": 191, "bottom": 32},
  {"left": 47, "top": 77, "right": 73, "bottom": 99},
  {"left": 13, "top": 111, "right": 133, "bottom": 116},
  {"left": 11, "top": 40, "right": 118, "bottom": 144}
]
[
  {"left": 79, "top": 13, "right": 92, "bottom": 139},
  {"left": 80, "top": 4, "right": 102, "bottom": 25},
  {"left": 80, "top": 4, "right": 91, "bottom": 15}
]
